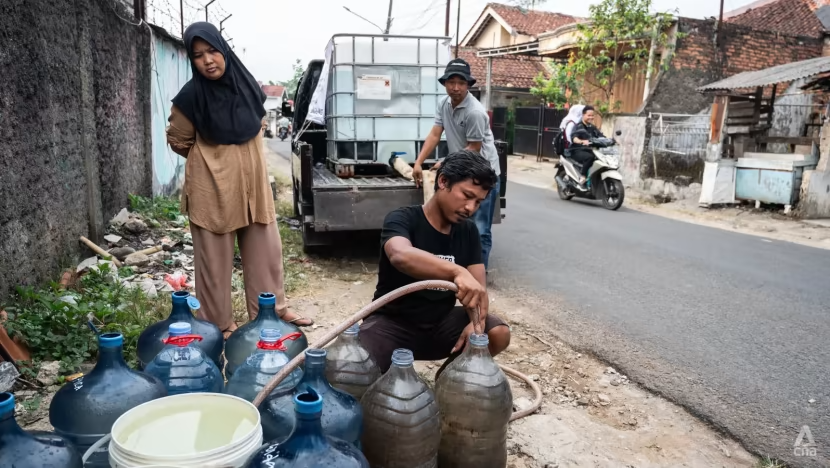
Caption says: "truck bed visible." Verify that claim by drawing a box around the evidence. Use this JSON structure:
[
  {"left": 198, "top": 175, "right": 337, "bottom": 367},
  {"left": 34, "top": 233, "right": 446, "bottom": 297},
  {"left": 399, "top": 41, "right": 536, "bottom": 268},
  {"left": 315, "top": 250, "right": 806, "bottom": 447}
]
[{"left": 312, "top": 166, "right": 415, "bottom": 192}]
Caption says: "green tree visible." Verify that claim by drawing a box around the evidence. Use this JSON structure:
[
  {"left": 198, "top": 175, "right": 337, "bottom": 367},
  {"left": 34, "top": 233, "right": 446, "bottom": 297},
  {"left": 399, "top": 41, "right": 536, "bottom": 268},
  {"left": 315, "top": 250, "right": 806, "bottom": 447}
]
[
  {"left": 531, "top": 0, "right": 677, "bottom": 113},
  {"left": 279, "top": 59, "right": 305, "bottom": 98},
  {"left": 268, "top": 80, "right": 276, "bottom": 85},
  {"left": 530, "top": 61, "right": 581, "bottom": 109}
]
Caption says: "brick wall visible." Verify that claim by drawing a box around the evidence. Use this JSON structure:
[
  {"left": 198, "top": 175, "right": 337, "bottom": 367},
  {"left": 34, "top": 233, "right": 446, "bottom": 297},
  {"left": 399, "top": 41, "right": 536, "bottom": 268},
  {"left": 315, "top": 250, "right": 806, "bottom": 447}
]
[{"left": 647, "top": 18, "right": 824, "bottom": 114}]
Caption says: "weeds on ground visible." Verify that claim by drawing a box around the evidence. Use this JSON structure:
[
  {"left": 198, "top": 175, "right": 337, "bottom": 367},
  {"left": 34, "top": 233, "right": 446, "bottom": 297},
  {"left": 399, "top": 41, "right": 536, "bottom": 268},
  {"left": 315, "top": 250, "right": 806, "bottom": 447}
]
[
  {"left": 757, "top": 456, "right": 788, "bottom": 468},
  {"left": 4, "top": 263, "right": 168, "bottom": 373},
  {"left": 128, "top": 194, "right": 186, "bottom": 227},
  {"left": 275, "top": 186, "right": 307, "bottom": 295}
]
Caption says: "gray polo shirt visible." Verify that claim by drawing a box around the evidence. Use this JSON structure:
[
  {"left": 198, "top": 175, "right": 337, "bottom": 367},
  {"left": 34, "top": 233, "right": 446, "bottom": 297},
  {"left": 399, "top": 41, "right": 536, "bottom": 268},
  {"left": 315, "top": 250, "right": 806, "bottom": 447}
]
[{"left": 435, "top": 93, "right": 501, "bottom": 176}]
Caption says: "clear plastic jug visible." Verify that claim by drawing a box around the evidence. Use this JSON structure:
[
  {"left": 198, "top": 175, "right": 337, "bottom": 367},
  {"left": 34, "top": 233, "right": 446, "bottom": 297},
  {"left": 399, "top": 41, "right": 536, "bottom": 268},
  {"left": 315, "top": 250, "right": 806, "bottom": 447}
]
[
  {"left": 325, "top": 323, "right": 381, "bottom": 400},
  {"left": 49, "top": 332, "right": 167, "bottom": 467},
  {"left": 137, "top": 291, "right": 224, "bottom": 369},
  {"left": 360, "top": 348, "right": 440, "bottom": 467},
  {"left": 225, "top": 292, "right": 308, "bottom": 377},
  {"left": 144, "top": 322, "right": 224, "bottom": 395},
  {"left": 435, "top": 334, "right": 513, "bottom": 467},
  {"left": 225, "top": 328, "right": 304, "bottom": 402},
  {"left": 259, "top": 349, "right": 362, "bottom": 446},
  {"left": 0, "top": 392, "right": 83, "bottom": 468},
  {"left": 245, "top": 388, "right": 369, "bottom": 467}
]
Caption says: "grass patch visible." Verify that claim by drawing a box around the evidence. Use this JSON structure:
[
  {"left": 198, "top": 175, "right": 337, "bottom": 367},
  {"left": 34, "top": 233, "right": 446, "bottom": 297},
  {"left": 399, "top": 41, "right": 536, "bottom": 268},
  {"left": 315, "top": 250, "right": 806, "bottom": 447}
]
[
  {"left": 756, "top": 457, "right": 788, "bottom": 468},
  {"left": 4, "top": 263, "right": 168, "bottom": 373},
  {"left": 128, "top": 194, "right": 187, "bottom": 227},
  {"left": 277, "top": 198, "right": 307, "bottom": 294}
]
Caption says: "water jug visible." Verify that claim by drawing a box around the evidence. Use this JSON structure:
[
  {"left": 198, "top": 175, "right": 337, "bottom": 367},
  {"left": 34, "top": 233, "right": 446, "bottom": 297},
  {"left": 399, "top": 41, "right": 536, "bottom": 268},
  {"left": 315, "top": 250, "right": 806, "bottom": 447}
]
[
  {"left": 435, "top": 333, "right": 513, "bottom": 468},
  {"left": 144, "top": 322, "right": 224, "bottom": 395},
  {"left": 260, "top": 349, "right": 362, "bottom": 446},
  {"left": 225, "top": 292, "right": 308, "bottom": 377},
  {"left": 361, "top": 348, "right": 440, "bottom": 468},
  {"left": 49, "top": 332, "right": 167, "bottom": 467},
  {"left": 325, "top": 323, "right": 381, "bottom": 400},
  {"left": 136, "top": 290, "right": 223, "bottom": 369},
  {"left": 246, "top": 388, "right": 369, "bottom": 468},
  {"left": 0, "top": 392, "right": 83, "bottom": 468},
  {"left": 225, "top": 328, "right": 304, "bottom": 402}
]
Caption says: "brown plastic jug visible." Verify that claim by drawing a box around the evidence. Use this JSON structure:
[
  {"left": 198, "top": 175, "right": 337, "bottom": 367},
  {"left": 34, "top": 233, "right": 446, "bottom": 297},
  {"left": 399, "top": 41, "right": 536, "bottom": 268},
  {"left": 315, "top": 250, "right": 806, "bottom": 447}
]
[
  {"left": 325, "top": 324, "right": 381, "bottom": 400},
  {"left": 435, "top": 333, "right": 513, "bottom": 468}
]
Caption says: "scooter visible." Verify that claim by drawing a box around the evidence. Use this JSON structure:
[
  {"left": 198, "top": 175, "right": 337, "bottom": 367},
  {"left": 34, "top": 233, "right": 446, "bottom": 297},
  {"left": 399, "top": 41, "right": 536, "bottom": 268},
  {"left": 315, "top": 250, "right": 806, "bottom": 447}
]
[
  {"left": 278, "top": 127, "right": 289, "bottom": 141},
  {"left": 554, "top": 131, "right": 625, "bottom": 211}
]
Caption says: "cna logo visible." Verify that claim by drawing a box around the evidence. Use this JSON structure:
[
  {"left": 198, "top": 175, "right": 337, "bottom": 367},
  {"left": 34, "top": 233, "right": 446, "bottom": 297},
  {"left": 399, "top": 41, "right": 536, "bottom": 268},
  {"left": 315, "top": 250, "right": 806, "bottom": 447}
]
[{"left": 794, "top": 425, "right": 817, "bottom": 458}]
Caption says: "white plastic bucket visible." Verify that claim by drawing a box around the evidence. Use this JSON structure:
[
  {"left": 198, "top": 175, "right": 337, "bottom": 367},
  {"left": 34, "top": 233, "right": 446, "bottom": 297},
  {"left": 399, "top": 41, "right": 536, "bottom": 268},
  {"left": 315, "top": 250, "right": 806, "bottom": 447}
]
[{"left": 107, "top": 393, "right": 263, "bottom": 467}]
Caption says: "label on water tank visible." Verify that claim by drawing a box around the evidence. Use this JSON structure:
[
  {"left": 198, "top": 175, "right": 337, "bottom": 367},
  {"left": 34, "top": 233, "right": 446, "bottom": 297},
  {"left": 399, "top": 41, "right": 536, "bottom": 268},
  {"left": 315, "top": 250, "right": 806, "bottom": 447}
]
[{"left": 357, "top": 74, "right": 392, "bottom": 100}]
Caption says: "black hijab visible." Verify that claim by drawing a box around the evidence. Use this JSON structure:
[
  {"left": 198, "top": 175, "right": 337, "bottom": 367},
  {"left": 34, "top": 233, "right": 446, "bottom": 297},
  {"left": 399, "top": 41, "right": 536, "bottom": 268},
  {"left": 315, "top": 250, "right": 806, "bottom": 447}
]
[{"left": 172, "top": 22, "right": 266, "bottom": 145}]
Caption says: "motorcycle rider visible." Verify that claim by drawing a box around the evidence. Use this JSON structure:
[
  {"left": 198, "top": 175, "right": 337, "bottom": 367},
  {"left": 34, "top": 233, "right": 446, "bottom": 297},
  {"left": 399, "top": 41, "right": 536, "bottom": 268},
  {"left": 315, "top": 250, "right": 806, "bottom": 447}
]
[
  {"left": 277, "top": 113, "right": 291, "bottom": 134},
  {"left": 569, "top": 105, "right": 607, "bottom": 189},
  {"left": 560, "top": 104, "right": 584, "bottom": 153}
]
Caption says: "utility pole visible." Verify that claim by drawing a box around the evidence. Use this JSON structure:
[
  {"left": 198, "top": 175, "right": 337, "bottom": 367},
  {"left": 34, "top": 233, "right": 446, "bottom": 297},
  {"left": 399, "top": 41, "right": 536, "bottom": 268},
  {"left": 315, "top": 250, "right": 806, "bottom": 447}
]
[
  {"left": 455, "top": 0, "right": 461, "bottom": 58},
  {"left": 180, "top": 0, "right": 184, "bottom": 37},
  {"left": 205, "top": 0, "right": 216, "bottom": 22},
  {"left": 133, "top": 0, "right": 145, "bottom": 21},
  {"left": 220, "top": 14, "right": 232, "bottom": 33},
  {"left": 445, "top": 0, "right": 451, "bottom": 36},
  {"left": 384, "top": 0, "right": 394, "bottom": 34},
  {"left": 715, "top": 0, "right": 724, "bottom": 46}
]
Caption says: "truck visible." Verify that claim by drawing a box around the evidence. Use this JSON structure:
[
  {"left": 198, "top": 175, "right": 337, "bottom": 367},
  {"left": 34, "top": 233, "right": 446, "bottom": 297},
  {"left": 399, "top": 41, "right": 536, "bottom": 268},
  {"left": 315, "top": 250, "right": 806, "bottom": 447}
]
[{"left": 280, "top": 34, "right": 507, "bottom": 250}]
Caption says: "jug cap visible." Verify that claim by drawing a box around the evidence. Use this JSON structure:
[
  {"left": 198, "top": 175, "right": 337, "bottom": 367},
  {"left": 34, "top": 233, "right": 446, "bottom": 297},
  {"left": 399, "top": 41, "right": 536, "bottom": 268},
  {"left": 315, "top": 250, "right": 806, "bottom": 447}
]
[
  {"left": 169, "top": 322, "right": 192, "bottom": 335},
  {"left": 171, "top": 291, "right": 190, "bottom": 303},
  {"left": 343, "top": 323, "right": 360, "bottom": 335},
  {"left": 258, "top": 292, "right": 276, "bottom": 306},
  {"left": 0, "top": 393, "right": 13, "bottom": 414},
  {"left": 98, "top": 332, "right": 124, "bottom": 348},
  {"left": 259, "top": 328, "right": 281, "bottom": 342},
  {"left": 294, "top": 388, "right": 323, "bottom": 414},
  {"left": 187, "top": 296, "right": 201, "bottom": 310},
  {"left": 469, "top": 333, "right": 489, "bottom": 347},
  {"left": 391, "top": 348, "right": 414, "bottom": 366}
]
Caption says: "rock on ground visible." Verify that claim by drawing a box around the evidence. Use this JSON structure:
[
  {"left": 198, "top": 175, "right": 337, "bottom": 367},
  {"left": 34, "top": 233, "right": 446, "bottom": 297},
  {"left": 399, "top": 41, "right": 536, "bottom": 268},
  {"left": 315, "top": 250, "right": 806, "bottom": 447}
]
[
  {"left": 124, "top": 219, "right": 148, "bottom": 234},
  {"left": 109, "top": 247, "right": 136, "bottom": 261},
  {"left": 110, "top": 208, "right": 131, "bottom": 226},
  {"left": 124, "top": 253, "right": 151, "bottom": 267},
  {"left": 104, "top": 234, "right": 122, "bottom": 244},
  {"left": 76, "top": 256, "right": 99, "bottom": 273},
  {"left": 0, "top": 362, "right": 20, "bottom": 392},
  {"left": 36, "top": 361, "right": 60, "bottom": 386}
]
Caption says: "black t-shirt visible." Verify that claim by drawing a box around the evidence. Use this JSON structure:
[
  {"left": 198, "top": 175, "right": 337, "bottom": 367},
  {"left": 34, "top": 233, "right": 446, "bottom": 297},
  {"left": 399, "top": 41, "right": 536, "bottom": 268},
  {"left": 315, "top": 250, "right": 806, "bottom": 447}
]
[
  {"left": 373, "top": 206, "right": 482, "bottom": 322},
  {"left": 571, "top": 122, "right": 604, "bottom": 142}
]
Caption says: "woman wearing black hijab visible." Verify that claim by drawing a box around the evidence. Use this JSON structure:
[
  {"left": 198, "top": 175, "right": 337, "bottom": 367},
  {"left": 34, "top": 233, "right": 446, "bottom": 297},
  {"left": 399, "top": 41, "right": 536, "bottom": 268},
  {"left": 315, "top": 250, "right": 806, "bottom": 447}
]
[{"left": 167, "top": 22, "right": 312, "bottom": 337}]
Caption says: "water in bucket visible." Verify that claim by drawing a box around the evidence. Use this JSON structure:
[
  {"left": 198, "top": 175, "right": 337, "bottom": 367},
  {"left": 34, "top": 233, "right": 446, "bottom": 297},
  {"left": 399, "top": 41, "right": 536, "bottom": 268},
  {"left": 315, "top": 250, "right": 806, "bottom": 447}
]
[
  {"left": 245, "top": 388, "right": 368, "bottom": 468},
  {"left": 144, "top": 322, "right": 224, "bottom": 395},
  {"left": 0, "top": 392, "right": 83, "bottom": 468},
  {"left": 137, "top": 291, "right": 224, "bottom": 369},
  {"left": 361, "top": 348, "right": 440, "bottom": 467},
  {"left": 325, "top": 323, "right": 380, "bottom": 400},
  {"left": 435, "top": 334, "right": 513, "bottom": 468},
  {"left": 225, "top": 293, "right": 308, "bottom": 378},
  {"left": 49, "top": 332, "right": 167, "bottom": 467},
  {"left": 225, "top": 328, "right": 304, "bottom": 402},
  {"left": 260, "top": 349, "right": 362, "bottom": 447}
]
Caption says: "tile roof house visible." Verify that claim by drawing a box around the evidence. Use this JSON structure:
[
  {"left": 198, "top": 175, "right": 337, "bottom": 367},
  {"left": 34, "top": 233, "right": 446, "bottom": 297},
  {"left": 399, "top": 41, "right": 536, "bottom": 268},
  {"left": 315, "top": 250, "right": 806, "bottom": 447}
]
[
  {"left": 455, "top": 47, "right": 547, "bottom": 89},
  {"left": 261, "top": 85, "right": 286, "bottom": 99},
  {"left": 724, "top": 0, "right": 830, "bottom": 38}
]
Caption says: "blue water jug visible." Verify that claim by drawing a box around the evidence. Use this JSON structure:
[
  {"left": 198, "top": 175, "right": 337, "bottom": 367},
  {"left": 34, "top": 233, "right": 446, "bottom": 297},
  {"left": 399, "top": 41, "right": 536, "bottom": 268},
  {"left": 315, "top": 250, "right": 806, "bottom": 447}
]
[
  {"left": 49, "top": 332, "right": 167, "bottom": 467},
  {"left": 225, "top": 293, "right": 308, "bottom": 377},
  {"left": 0, "top": 392, "right": 83, "bottom": 468},
  {"left": 136, "top": 291, "right": 223, "bottom": 369},
  {"left": 260, "top": 349, "right": 362, "bottom": 446},
  {"left": 144, "top": 322, "right": 224, "bottom": 395},
  {"left": 225, "top": 328, "right": 304, "bottom": 402},
  {"left": 245, "top": 388, "right": 369, "bottom": 468}
]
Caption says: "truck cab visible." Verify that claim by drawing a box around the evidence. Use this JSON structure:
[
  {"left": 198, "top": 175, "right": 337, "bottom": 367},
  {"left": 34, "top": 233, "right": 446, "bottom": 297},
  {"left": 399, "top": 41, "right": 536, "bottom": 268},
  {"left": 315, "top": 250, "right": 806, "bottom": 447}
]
[{"left": 283, "top": 35, "right": 507, "bottom": 250}]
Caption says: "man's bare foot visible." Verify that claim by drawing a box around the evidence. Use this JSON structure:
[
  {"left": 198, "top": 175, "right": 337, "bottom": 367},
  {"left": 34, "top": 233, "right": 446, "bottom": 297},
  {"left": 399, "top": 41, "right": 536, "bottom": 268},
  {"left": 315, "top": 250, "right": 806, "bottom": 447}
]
[{"left": 281, "top": 309, "right": 315, "bottom": 327}]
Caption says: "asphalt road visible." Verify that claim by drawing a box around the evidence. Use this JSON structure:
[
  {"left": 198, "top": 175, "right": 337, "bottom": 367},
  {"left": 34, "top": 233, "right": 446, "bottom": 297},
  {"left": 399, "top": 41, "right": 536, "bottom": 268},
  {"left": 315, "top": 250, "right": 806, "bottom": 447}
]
[
  {"left": 267, "top": 138, "right": 827, "bottom": 465},
  {"left": 491, "top": 182, "right": 830, "bottom": 467}
]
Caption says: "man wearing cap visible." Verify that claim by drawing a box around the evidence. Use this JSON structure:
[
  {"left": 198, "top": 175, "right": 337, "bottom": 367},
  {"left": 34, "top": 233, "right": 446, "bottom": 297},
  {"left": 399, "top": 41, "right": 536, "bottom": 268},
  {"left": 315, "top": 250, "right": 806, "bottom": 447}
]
[{"left": 412, "top": 58, "right": 502, "bottom": 271}]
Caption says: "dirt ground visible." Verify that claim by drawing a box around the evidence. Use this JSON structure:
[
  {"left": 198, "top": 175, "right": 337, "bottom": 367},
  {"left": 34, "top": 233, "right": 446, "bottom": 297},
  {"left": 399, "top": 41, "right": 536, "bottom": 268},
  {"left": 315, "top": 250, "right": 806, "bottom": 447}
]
[
  {"left": 508, "top": 156, "right": 830, "bottom": 251},
  {"left": 265, "top": 146, "right": 758, "bottom": 467}
]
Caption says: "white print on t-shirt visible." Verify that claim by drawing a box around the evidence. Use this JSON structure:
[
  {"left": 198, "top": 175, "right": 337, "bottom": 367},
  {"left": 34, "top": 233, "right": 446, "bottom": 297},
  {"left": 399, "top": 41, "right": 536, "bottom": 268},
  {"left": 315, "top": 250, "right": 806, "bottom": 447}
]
[{"left": 431, "top": 255, "right": 456, "bottom": 290}]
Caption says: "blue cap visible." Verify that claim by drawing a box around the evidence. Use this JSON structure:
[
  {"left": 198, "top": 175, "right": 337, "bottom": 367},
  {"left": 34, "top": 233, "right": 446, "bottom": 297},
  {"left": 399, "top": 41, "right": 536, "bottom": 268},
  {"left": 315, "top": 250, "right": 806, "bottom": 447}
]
[
  {"left": 171, "top": 291, "right": 190, "bottom": 304},
  {"left": 187, "top": 296, "right": 201, "bottom": 310},
  {"left": 343, "top": 323, "right": 360, "bottom": 335},
  {"left": 260, "top": 329, "right": 281, "bottom": 342},
  {"left": 294, "top": 387, "right": 323, "bottom": 414},
  {"left": 169, "top": 322, "right": 191, "bottom": 336},
  {"left": 0, "top": 393, "right": 14, "bottom": 414},
  {"left": 258, "top": 293, "right": 276, "bottom": 306},
  {"left": 99, "top": 332, "right": 124, "bottom": 348}
]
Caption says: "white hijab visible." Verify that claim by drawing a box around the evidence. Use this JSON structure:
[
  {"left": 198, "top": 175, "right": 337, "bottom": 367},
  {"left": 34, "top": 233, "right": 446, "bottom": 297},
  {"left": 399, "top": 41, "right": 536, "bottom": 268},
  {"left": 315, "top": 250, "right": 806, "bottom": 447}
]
[{"left": 560, "top": 104, "right": 585, "bottom": 143}]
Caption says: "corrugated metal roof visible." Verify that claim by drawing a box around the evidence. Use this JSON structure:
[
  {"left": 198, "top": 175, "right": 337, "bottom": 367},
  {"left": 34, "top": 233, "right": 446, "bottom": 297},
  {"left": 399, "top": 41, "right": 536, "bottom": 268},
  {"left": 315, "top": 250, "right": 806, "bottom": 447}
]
[{"left": 697, "top": 56, "right": 830, "bottom": 91}]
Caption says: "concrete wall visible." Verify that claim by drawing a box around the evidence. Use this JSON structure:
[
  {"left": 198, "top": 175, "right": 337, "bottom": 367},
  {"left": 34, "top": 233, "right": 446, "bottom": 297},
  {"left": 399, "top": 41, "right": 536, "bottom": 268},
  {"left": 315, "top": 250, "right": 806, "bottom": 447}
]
[
  {"left": 472, "top": 20, "right": 512, "bottom": 48},
  {"left": 600, "top": 115, "right": 647, "bottom": 186},
  {"left": 0, "top": 0, "right": 151, "bottom": 299},
  {"left": 150, "top": 28, "right": 190, "bottom": 196},
  {"left": 646, "top": 18, "right": 824, "bottom": 115}
]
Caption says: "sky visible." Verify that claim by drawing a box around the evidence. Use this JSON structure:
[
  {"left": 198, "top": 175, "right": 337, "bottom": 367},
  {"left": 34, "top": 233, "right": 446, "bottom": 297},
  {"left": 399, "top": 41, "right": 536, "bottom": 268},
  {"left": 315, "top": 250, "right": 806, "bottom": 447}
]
[{"left": 148, "top": 0, "right": 759, "bottom": 85}]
